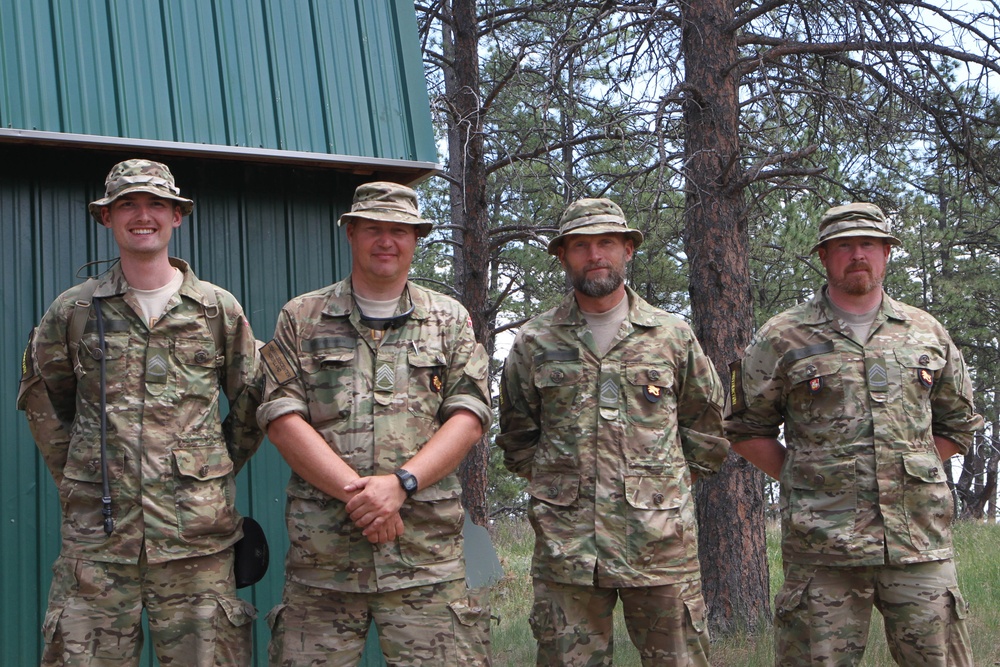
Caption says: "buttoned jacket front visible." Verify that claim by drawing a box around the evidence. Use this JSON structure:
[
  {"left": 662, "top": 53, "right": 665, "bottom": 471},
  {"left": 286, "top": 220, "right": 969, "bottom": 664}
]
[
  {"left": 19, "top": 259, "right": 263, "bottom": 564},
  {"left": 726, "top": 288, "right": 982, "bottom": 566},
  {"left": 498, "top": 287, "right": 728, "bottom": 588},
  {"left": 258, "top": 279, "right": 491, "bottom": 593}
]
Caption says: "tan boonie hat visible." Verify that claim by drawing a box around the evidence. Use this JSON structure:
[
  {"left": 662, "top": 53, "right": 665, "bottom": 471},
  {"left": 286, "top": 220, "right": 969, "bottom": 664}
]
[
  {"left": 810, "top": 202, "right": 901, "bottom": 254},
  {"left": 547, "top": 197, "right": 644, "bottom": 255},
  {"left": 338, "top": 181, "right": 433, "bottom": 237},
  {"left": 89, "top": 159, "right": 194, "bottom": 223}
]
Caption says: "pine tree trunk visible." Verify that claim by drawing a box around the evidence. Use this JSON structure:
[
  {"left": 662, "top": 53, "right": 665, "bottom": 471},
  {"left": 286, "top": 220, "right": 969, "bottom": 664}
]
[
  {"left": 444, "top": 0, "right": 490, "bottom": 527},
  {"left": 681, "top": 0, "right": 771, "bottom": 634}
]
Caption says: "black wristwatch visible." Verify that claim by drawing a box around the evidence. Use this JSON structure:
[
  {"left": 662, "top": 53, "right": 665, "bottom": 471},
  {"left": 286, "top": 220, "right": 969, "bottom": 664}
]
[{"left": 393, "top": 468, "right": 419, "bottom": 497}]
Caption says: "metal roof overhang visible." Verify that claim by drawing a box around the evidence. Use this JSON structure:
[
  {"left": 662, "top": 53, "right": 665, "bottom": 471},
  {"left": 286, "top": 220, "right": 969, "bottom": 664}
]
[{"left": 0, "top": 129, "right": 440, "bottom": 185}]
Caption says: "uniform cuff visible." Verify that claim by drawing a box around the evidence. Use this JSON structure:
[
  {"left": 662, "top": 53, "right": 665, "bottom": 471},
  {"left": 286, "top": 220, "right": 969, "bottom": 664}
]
[
  {"left": 441, "top": 396, "right": 493, "bottom": 430},
  {"left": 257, "top": 398, "right": 309, "bottom": 431}
]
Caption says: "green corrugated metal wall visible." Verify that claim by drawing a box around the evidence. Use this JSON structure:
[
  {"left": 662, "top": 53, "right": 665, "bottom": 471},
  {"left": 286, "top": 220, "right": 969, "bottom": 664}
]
[
  {"left": 0, "top": 0, "right": 436, "bottom": 162},
  {"left": 0, "top": 144, "right": 396, "bottom": 665},
  {"left": 0, "top": 1, "right": 438, "bottom": 664}
]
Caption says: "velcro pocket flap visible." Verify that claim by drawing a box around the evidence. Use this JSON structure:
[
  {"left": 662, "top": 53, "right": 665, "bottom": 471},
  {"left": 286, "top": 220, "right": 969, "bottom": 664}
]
[{"left": 173, "top": 446, "right": 233, "bottom": 481}]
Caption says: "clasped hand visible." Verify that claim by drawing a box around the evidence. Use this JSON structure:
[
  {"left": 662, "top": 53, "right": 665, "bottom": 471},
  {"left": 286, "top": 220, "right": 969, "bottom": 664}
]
[{"left": 344, "top": 475, "right": 407, "bottom": 544}]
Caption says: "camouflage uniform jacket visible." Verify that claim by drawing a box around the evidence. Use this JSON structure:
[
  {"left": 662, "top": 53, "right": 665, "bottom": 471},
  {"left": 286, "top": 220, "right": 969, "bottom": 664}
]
[
  {"left": 257, "top": 279, "right": 492, "bottom": 593},
  {"left": 497, "top": 287, "right": 729, "bottom": 587},
  {"left": 17, "top": 258, "right": 263, "bottom": 564},
  {"left": 725, "top": 288, "right": 983, "bottom": 567}
]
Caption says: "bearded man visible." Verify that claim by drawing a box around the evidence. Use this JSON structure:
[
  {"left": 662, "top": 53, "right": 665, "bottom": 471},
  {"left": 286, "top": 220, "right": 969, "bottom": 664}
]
[
  {"left": 498, "top": 197, "right": 729, "bottom": 667},
  {"left": 726, "top": 203, "right": 981, "bottom": 666}
]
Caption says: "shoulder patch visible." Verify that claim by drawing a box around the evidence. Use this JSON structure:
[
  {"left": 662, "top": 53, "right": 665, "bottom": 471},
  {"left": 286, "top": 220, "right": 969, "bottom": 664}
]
[
  {"left": 20, "top": 328, "right": 36, "bottom": 381},
  {"left": 261, "top": 340, "right": 297, "bottom": 386},
  {"left": 728, "top": 357, "right": 746, "bottom": 415}
]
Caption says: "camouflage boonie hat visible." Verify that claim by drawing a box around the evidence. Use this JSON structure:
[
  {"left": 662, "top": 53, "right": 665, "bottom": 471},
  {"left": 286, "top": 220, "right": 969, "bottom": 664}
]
[
  {"left": 89, "top": 159, "right": 194, "bottom": 223},
  {"left": 338, "top": 181, "right": 433, "bottom": 237},
  {"left": 547, "top": 198, "right": 644, "bottom": 255},
  {"left": 810, "top": 202, "right": 901, "bottom": 253}
]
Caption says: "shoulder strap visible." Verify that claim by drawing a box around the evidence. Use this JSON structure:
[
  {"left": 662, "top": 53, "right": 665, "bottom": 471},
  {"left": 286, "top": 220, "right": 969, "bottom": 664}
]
[
  {"left": 199, "top": 285, "right": 226, "bottom": 354},
  {"left": 68, "top": 278, "right": 101, "bottom": 356},
  {"left": 69, "top": 277, "right": 226, "bottom": 355}
]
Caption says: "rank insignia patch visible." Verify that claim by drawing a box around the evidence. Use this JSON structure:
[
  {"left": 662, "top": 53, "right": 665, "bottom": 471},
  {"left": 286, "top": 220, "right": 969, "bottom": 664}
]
[
  {"left": 431, "top": 372, "right": 443, "bottom": 393},
  {"left": 644, "top": 385, "right": 662, "bottom": 403},
  {"left": 919, "top": 368, "right": 934, "bottom": 388},
  {"left": 809, "top": 377, "right": 823, "bottom": 393}
]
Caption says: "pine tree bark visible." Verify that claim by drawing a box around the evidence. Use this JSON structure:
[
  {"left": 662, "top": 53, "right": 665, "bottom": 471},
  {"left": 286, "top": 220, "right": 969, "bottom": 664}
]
[
  {"left": 443, "top": 0, "right": 491, "bottom": 526},
  {"left": 680, "top": 0, "right": 771, "bottom": 634}
]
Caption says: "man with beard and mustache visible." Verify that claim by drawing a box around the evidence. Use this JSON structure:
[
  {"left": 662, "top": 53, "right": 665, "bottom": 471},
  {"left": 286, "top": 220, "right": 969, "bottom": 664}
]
[
  {"left": 498, "top": 198, "right": 729, "bottom": 666},
  {"left": 726, "top": 203, "right": 981, "bottom": 666}
]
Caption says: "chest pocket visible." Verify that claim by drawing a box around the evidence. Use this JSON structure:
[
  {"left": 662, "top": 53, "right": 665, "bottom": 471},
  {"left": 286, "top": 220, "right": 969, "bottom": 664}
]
[
  {"left": 77, "top": 332, "right": 130, "bottom": 403},
  {"left": 786, "top": 354, "right": 845, "bottom": 421},
  {"left": 533, "top": 361, "right": 583, "bottom": 430},
  {"left": 894, "top": 346, "right": 947, "bottom": 435},
  {"left": 301, "top": 346, "right": 355, "bottom": 426},
  {"left": 408, "top": 349, "right": 447, "bottom": 420},
  {"left": 625, "top": 365, "right": 675, "bottom": 429},
  {"left": 173, "top": 337, "right": 221, "bottom": 401}
]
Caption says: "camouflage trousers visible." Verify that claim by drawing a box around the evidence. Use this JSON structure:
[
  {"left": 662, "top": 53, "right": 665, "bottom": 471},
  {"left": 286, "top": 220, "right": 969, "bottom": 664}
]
[
  {"left": 40, "top": 549, "right": 256, "bottom": 667},
  {"left": 267, "top": 577, "right": 491, "bottom": 666},
  {"left": 529, "top": 578, "right": 711, "bottom": 667},
  {"left": 775, "top": 559, "right": 972, "bottom": 666}
]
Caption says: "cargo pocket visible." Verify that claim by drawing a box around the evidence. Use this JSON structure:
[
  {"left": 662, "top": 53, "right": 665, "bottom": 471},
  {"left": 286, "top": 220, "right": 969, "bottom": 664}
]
[
  {"left": 173, "top": 444, "right": 237, "bottom": 538},
  {"left": 398, "top": 485, "right": 464, "bottom": 566},
  {"left": 41, "top": 604, "right": 65, "bottom": 643},
  {"left": 774, "top": 578, "right": 809, "bottom": 621},
  {"left": 624, "top": 474, "right": 687, "bottom": 567},
  {"left": 901, "top": 451, "right": 953, "bottom": 551},
  {"left": 784, "top": 457, "right": 857, "bottom": 556},
  {"left": 526, "top": 470, "right": 581, "bottom": 563},
  {"left": 948, "top": 586, "right": 970, "bottom": 621},
  {"left": 60, "top": 447, "right": 120, "bottom": 544},
  {"left": 684, "top": 593, "right": 708, "bottom": 635},
  {"left": 213, "top": 595, "right": 255, "bottom": 662},
  {"left": 448, "top": 588, "right": 492, "bottom": 665}
]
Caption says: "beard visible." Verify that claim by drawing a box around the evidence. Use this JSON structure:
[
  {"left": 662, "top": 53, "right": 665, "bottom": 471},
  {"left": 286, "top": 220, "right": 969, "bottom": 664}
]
[
  {"left": 570, "top": 262, "right": 626, "bottom": 298},
  {"left": 830, "top": 261, "right": 884, "bottom": 296}
]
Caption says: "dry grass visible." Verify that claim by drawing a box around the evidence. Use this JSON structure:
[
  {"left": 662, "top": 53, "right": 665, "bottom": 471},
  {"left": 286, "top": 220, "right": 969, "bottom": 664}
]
[{"left": 491, "top": 519, "right": 1000, "bottom": 666}]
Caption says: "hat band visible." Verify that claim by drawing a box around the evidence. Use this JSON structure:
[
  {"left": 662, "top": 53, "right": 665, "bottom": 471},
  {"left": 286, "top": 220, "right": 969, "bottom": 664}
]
[
  {"left": 351, "top": 200, "right": 418, "bottom": 216},
  {"left": 820, "top": 219, "right": 891, "bottom": 239},
  {"left": 108, "top": 174, "right": 182, "bottom": 197},
  {"left": 560, "top": 215, "right": 628, "bottom": 234}
]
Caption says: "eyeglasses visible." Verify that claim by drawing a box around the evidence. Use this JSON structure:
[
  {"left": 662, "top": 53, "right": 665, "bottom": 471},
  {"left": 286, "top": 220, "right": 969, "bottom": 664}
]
[{"left": 356, "top": 304, "right": 414, "bottom": 331}]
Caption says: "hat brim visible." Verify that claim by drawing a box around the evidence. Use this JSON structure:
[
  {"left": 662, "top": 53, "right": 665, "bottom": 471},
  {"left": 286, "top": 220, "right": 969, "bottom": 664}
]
[
  {"left": 810, "top": 229, "right": 901, "bottom": 254},
  {"left": 89, "top": 185, "right": 194, "bottom": 223},
  {"left": 547, "top": 223, "right": 644, "bottom": 255},
  {"left": 339, "top": 211, "right": 433, "bottom": 237}
]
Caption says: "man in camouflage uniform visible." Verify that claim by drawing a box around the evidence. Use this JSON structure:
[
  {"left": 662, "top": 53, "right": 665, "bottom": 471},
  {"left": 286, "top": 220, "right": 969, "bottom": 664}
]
[
  {"left": 726, "top": 203, "right": 981, "bottom": 666},
  {"left": 497, "top": 198, "right": 729, "bottom": 667},
  {"left": 259, "top": 181, "right": 493, "bottom": 666},
  {"left": 17, "top": 159, "right": 264, "bottom": 665}
]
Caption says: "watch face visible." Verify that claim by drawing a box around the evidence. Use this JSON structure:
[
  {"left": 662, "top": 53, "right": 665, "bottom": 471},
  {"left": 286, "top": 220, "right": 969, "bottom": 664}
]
[{"left": 396, "top": 469, "right": 418, "bottom": 495}]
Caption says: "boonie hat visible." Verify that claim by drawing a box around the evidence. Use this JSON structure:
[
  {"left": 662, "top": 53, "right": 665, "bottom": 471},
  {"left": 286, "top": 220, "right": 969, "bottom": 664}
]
[
  {"left": 338, "top": 181, "right": 433, "bottom": 237},
  {"left": 547, "top": 198, "right": 644, "bottom": 255},
  {"left": 810, "top": 202, "right": 901, "bottom": 254},
  {"left": 89, "top": 159, "right": 194, "bottom": 223}
]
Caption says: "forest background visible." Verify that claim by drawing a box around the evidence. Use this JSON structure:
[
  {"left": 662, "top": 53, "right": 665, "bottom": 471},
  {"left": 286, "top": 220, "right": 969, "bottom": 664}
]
[{"left": 405, "top": 0, "right": 1000, "bottom": 636}]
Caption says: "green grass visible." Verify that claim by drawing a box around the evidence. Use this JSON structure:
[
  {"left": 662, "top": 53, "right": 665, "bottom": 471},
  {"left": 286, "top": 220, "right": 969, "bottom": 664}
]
[{"left": 490, "top": 519, "right": 1000, "bottom": 667}]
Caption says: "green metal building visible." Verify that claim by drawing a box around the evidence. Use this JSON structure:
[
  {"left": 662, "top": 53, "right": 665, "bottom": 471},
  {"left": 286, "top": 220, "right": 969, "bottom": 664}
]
[{"left": 0, "top": 1, "right": 438, "bottom": 664}]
